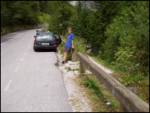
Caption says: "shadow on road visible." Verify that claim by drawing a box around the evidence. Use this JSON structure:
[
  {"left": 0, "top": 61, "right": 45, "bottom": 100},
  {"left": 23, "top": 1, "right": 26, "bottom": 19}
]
[
  {"left": 1, "top": 33, "right": 17, "bottom": 43},
  {"left": 34, "top": 49, "right": 58, "bottom": 53}
]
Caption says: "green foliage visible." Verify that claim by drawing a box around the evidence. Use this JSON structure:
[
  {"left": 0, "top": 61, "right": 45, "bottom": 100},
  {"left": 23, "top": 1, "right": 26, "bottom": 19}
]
[
  {"left": 79, "top": 75, "right": 121, "bottom": 111},
  {"left": 83, "top": 77, "right": 104, "bottom": 99},
  {"left": 46, "top": 1, "right": 74, "bottom": 35},
  {"left": 37, "top": 13, "right": 51, "bottom": 30},
  {"left": 72, "top": 1, "right": 122, "bottom": 54},
  {"left": 120, "top": 74, "right": 145, "bottom": 86},
  {"left": 114, "top": 47, "right": 137, "bottom": 73},
  {"left": 73, "top": 36, "right": 86, "bottom": 53},
  {"left": 38, "top": 13, "right": 51, "bottom": 24},
  {"left": 1, "top": 1, "right": 40, "bottom": 26},
  {"left": 73, "top": 1, "right": 149, "bottom": 76},
  {"left": 103, "top": 1, "right": 149, "bottom": 75},
  {"left": 102, "top": 34, "right": 120, "bottom": 62}
]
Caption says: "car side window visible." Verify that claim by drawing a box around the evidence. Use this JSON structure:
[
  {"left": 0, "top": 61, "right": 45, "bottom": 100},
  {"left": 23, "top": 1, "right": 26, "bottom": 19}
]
[
  {"left": 54, "top": 34, "right": 59, "bottom": 39},
  {"left": 54, "top": 34, "right": 61, "bottom": 44}
]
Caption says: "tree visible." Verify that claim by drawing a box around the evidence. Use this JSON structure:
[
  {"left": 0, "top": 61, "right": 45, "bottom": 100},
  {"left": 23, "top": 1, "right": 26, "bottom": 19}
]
[
  {"left": 47, "top": 1, "right": 74, "bottom": 35},
  {"left": 104, "top": 1, "right": 149, "bottom": 74}
]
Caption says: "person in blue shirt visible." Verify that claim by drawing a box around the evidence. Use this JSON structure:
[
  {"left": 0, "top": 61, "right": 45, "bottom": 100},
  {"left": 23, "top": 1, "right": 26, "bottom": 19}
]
[{"left": 62, "top": 27, "right": 75, "bottom": 64}]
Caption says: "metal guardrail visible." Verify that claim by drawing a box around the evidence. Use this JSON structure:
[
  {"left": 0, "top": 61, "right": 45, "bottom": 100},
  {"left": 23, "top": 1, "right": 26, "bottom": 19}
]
[{"left": 77, "top": 52, "right": 149, "bottom": 112}]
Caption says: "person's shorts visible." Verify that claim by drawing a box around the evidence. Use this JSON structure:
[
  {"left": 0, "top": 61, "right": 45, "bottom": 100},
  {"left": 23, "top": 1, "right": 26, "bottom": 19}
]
[{"left": 64, "top": 47, "right": 71, "bottom": 52}]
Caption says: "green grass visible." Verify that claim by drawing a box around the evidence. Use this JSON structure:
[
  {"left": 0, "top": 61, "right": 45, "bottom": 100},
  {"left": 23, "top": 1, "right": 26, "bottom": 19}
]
[
  {"left": 120, "top": 74, "right": 145, "bottom": 86},
  {"left": 90, "top": 54, "right": 123, "bottom": 74},
  {"left": 90, "top": 55, "right": 149, "bottom": 103},
  {"left": 82, "top": 76, "right": 105, "bottom": 99},
  {"left": 76, "top": 74, "right": 122, "bottom": 112},
  {"left": 90, "top": 55, "right": 147, "bottom": 85}
]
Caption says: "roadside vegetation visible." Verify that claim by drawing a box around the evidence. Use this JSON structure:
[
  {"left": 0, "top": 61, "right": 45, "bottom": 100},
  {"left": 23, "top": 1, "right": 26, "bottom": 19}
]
[
  {"left": 1, "top": 0, "right": 149, "bottom": 104},
  {"left": 72, "top": 1, "right": 149, "bottom": 103},
  {"left": 91, "top": 55, "right": 149, "bottom": 103},
  {"left": 1, "top": 1, "right": 40, "bottom": 35},
  {"left": 75, "top": 74, "right": 123, "bottom": 112}
]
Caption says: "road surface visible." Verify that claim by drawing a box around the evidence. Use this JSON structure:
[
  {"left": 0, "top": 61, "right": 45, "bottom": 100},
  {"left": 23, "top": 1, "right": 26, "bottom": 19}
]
[{"left": 1, "top": 29, "right": 72, "bottom": 112}]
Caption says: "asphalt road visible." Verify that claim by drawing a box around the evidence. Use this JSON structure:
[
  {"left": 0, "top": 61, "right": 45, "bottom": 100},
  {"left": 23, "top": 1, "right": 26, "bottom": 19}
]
[{"left": 1, "top": 29, "right": 72, "bottom": 112}]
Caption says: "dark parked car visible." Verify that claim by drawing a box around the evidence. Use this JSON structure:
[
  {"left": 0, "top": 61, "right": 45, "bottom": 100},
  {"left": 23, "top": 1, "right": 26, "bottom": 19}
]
[{"left": 33, "top": 31, "right": 61, "bottom": 51}]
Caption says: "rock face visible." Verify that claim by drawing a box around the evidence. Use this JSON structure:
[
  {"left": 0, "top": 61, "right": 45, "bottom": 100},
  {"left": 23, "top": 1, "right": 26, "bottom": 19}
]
[{"left": 56, "top": 53, "right": 92, "bottom": 112}]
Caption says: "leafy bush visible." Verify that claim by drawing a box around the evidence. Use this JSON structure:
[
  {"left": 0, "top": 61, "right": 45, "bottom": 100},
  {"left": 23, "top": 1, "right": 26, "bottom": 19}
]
[
  {"left": 104, "top": 1, "right": 149, "bottom": 75},
  {"left": 73, "top": 36, "right": 86, "bottom": 53},
  {"left": 121, "top": 73, "right": 145, "bottom": 86},
  {"left": 37, "top": 13, "right": 51, "bottom": 30}
]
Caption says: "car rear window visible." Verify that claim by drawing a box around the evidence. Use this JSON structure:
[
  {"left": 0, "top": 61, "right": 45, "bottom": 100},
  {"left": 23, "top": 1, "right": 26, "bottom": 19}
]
[{"left": 37, "top": 34, "right": 54, "bottom": 40}]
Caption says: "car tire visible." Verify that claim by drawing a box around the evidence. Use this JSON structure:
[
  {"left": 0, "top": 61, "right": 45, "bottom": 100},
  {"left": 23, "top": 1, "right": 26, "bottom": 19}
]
[
  {"left": 34, "top": 46, "right": 38, "bottom": 52},
  {"left": 54, "top": 48, "right": 57, "bottom": 52}
]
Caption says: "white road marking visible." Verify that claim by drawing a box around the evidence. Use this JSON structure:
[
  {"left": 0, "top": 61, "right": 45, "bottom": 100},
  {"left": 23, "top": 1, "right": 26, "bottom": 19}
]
[{"left": 4, "top": 80, "right": 12, "bottom": 92}]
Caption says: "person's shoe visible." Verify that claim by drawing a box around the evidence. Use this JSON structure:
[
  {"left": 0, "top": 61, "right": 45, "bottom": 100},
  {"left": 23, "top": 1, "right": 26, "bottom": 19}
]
[
  {"left": 62, "top": 61, "right": 65, "bottom": 64},
  {"left": 62, "top": 60, "right": 67, "bottom": 64}
]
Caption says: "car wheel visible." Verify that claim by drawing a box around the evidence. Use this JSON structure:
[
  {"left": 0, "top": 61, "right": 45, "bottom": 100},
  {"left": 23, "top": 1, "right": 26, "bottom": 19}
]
[
  {"left": 54, "top": 48, "right": 57, "bottom": 52},
  {"left": 34, "top": 46, "right": 38, "bottom": 52}
]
